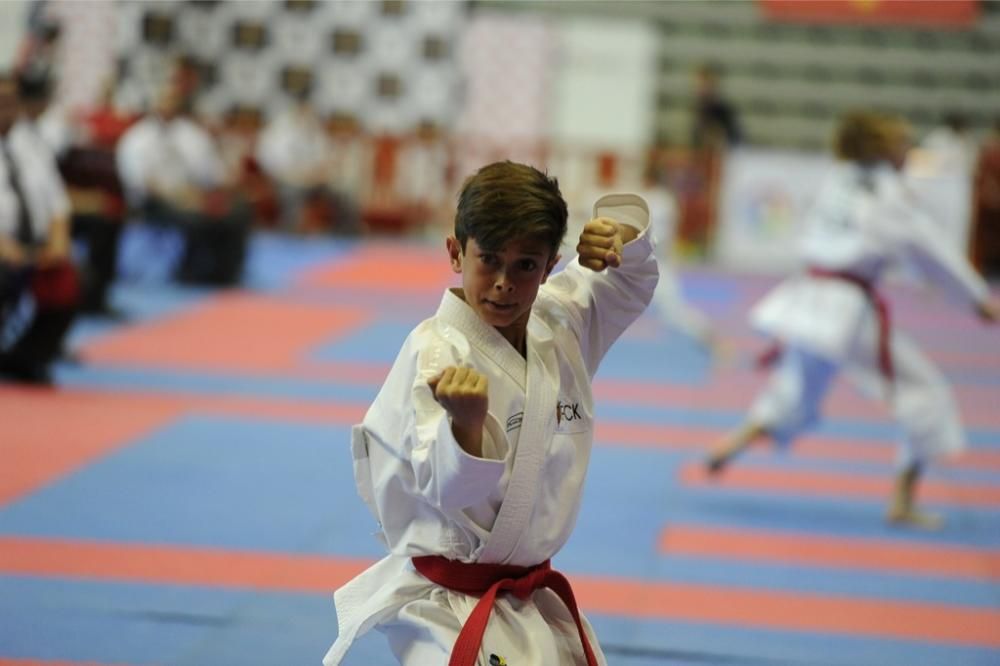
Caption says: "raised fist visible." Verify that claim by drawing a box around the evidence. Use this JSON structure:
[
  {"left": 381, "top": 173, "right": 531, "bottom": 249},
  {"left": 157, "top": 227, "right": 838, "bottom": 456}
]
[{"left": 577, "top": 217, "right": 624, "bottom": 272}]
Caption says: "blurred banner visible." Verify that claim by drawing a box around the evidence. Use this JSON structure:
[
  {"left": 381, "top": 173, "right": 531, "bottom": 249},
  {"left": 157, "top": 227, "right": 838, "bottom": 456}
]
[
  {"left": 758, "top": 0, "right": 979, "bottom": 28},
  {"left": 549, "top": 18, "right": 657, "bottom": 152},
  {"left": 716, "top": 148, "right": 973, "bottom": 273},
  {"left": 715, "top": 148, "right": 831, "bottom": 273},
  {"left": 455, "top": 12, "right": 553, "bottom": 175}
]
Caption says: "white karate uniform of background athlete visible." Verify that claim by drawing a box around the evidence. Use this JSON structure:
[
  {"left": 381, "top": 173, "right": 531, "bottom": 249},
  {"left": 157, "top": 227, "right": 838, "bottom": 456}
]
[
  {"left": 578, "top": 187, "right": 711, "bottom": 347},
  {"left": 749, "top": 162, "right": 990, "bottom": 469},
  {"left": 325, "top": 196, "right": 658, "bottom": 666},
  {"left": 641, "top": 186, "right": 714, "bottom": 347}
]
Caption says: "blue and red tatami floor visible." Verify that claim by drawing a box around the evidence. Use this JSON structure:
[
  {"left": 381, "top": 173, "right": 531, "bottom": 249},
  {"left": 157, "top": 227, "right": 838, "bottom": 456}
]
[{"left": 1, "top": 233, "right": 998, "bottom": 665}]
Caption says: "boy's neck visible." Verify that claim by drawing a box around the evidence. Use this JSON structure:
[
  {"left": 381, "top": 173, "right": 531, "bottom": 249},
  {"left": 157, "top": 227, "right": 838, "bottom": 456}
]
[{"left": 453, "top": 288, "right": 529, "bottom": 358}]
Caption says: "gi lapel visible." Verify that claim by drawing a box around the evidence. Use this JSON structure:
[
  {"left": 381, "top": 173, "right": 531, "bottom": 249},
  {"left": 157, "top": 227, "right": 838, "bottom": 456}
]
[{"left": 478, "top": 315, "right": 557, "bottom": 563}]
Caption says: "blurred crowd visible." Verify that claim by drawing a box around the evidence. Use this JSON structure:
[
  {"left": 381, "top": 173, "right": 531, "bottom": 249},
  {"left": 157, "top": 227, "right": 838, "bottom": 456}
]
[{"left": 2, "top": 7, "right": 999, "bottom": 388}]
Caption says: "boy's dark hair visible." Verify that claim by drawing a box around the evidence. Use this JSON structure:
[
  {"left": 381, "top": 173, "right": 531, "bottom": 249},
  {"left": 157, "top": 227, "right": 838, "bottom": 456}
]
[{"left": 454, "top": 161, "right": 568, "bottom": 258}]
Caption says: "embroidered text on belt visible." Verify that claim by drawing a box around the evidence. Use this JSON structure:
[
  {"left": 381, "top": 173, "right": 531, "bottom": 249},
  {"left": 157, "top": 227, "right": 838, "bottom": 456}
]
[{"left": 412, "top": 555, "right": 599, "bottom": 666}]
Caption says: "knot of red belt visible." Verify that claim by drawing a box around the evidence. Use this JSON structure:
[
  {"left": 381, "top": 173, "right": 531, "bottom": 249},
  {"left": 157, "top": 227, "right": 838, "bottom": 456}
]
[
  {"left": 808, "top": 268, "right": 893, "bottom": 384},
  {"left": 757, "top": 268, "right": 893, "bottom": 386},
  {"left": 412, "top": 555, "right": 599, "bottom": 666}
]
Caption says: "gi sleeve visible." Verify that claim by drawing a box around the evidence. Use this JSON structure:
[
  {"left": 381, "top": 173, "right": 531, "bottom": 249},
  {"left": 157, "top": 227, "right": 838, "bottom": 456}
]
[
  {"left": 408, "top": 375, "right": 508, "bottom": 511},
  {"left": 541, "top": 193, "right": 660, "bottom": 377},
  {"left": 881, "top": 186, "right": 990, "bottom": 308}
]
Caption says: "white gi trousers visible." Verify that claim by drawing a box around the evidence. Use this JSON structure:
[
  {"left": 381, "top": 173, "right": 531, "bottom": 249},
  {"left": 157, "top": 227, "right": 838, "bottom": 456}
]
[{"left": 750, "top": 330, "right": 964, "bottom": 470}]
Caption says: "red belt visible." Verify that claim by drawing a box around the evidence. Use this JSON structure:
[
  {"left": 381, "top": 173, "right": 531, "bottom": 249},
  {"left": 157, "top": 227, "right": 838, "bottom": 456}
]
[
  {"left": 412, "top": 555, "right": 599, "bottom": 666},
  {"left": 809, "top": 268, "right": 893, "bottom": 383},
  {"left": 757, "top": 268, "right": 893, "bottom": 384}
]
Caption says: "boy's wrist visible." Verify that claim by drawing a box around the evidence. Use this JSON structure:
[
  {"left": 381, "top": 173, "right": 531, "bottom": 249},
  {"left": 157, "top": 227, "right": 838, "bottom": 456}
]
[{"left": 451, "top": 419, "right": 485, "bottom": 458}]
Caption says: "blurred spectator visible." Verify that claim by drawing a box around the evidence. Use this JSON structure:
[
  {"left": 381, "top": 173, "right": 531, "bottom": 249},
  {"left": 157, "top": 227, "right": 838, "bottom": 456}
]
[
  {"left": 327, "top": 114, "right": 371, "bottom": 218},
  {"left": 79, "top": 78, "right": 139, "bottom": 150},
  {"left": 395, "top": 121, "right": 452, "bottom": 230},
  {"left": 173, "top": 55, "right": 204, "bottom": 114},
  {"left": 678, "top": 63, "right": 735, "bottom": 258},
  {"left": 52, "top": 73, "right": 132, "bottom": 317},
  {"left": 15, "top": 3, "right": 61, "bottom": 79},
  {"left": 15, "top": 57, "right": 127, "bottom": 317},
  {"left": 15, "top": 61, "right": 71, "bottom": 159},
  {"left": 0, "top": 70, "right": 79, "bottom": 385},
  {"left": 117, "top": 77, "right": 249, "bottom": 285},
  {"left": 972, "top": 117, "right": 1000, "bottom": 277},
  {"left": 218, "top": 105, "right": 279, "bottom": 229},
  {"left": 921, "top": 112, "right": 977, "bottom": 174},
  {"left": 256, "top": 86, "right": 342, "bottom": 233},
  {"left": 690, "top": 62, "right": 742, "bottom": 151}
]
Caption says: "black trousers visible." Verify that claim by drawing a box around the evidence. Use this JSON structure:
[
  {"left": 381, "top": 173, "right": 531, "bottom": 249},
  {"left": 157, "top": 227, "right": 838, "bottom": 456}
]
[
  {"left": 142, "top": 198, "right": 252, "bottom": 286},
  {"left": 0, "top": 264, "right": 77, "bottom": 381},
  {"left": 71, "top": 212, "right": 123, "bottom": 312},
  {"left": 0, "top": 304, "right": 75, "bottom": 374}
]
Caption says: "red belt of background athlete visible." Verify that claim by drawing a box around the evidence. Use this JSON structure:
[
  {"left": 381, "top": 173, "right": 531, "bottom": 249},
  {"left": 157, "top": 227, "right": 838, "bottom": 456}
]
[
  {"left": 412, "top": 555, "right": 599, "bottom": 666},
  {"left": 757, "top": 268, "right": 893, "bottom": 384}
]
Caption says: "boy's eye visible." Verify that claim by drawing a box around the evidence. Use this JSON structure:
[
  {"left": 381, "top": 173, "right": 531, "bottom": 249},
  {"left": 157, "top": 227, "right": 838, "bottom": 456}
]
[
  {"left": 479, "top": 253, "right": 499, "bottom": 266},
  {"left": 517, "top": 259, "right": 538, "bottom": 272}
]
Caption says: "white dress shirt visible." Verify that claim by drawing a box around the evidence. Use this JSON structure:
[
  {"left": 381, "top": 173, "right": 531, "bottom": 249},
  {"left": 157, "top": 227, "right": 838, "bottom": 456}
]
[
  {"left": 116, "top": 115, "right": 225, "bottom": 202},
  {"left": 0, "top": 119, "right": 71, "bottom": 242}
]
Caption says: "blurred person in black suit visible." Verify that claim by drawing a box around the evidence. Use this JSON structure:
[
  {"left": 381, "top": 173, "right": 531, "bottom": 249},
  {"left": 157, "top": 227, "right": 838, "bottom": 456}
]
[
  {"left": 691, "top": 62, "right": 742, "bottom": 151},
  {"left": 0, "top": 70, "right": 79, "bottom": 385}
]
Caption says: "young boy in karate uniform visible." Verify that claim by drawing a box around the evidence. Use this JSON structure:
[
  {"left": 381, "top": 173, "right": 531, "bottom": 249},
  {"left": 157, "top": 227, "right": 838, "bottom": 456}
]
[
  {"left": 706, "top": 112, "right": 998, "bottom": 528},
  {"left": 324, "top": 161, "right": 658, "bottom": 665}
]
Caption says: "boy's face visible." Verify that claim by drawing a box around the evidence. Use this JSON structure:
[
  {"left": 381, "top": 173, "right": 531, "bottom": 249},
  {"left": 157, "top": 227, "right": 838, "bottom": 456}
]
[{"left": 447, "top": 234, "right": 559, "bottom": 334}]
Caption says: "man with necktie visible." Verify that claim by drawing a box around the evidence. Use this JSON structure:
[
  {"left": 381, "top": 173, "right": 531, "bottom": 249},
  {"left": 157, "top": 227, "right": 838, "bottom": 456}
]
[{"left": 0, "top": 69, "right": 79, "bottom": 385}]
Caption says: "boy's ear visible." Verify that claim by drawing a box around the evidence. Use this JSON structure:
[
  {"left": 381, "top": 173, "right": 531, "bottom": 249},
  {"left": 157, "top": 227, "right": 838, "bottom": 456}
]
[
  {"left": 541, "top": 253, "right": 560, "bottom": 283},
  {"left": 446, "top": 236, "right": 463, "bottom": 274}
]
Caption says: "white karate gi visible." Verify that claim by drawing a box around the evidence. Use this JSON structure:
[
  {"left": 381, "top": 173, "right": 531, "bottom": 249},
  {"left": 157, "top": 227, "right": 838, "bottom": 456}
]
[
  {"left": 749, "top": 162, "right": 990, "bottom": 467},
  {"left": 325, "top": 195, "right": 658, "bottom": 666},
  {"left": 578, "top": 187, "right": 711, "bottom": 349},
  {"left": 642, "top": 186, "right": 714, "bottom": 348}
]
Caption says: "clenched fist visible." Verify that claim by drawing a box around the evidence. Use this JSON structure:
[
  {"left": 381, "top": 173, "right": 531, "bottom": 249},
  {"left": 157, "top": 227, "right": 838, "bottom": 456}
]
[
  {"left": 428, "top": 366, "right": 489, "bottom": 457},
  {"left": 577, "top": 217, "right": 636, "bottom": 272}
]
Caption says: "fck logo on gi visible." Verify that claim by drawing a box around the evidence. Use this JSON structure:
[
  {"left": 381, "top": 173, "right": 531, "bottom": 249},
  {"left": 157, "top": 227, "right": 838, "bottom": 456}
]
[{"left": 556, "top": 400, "right": 581, "bottom": 425}]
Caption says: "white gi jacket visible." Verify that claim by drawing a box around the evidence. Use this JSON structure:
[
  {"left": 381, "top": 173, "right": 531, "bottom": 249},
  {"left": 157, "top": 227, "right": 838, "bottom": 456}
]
[
  {"left": 752, "top": 162, "right": 988, "bottom": 361},
  {"left": 325, "top": 195, "right": 658, "bottom": 665}
]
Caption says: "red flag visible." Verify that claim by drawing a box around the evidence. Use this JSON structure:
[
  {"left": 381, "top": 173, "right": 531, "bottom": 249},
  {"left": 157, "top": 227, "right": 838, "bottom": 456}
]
[{"left": 758, "top": 0, "right": 979, "bottom": 28}]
